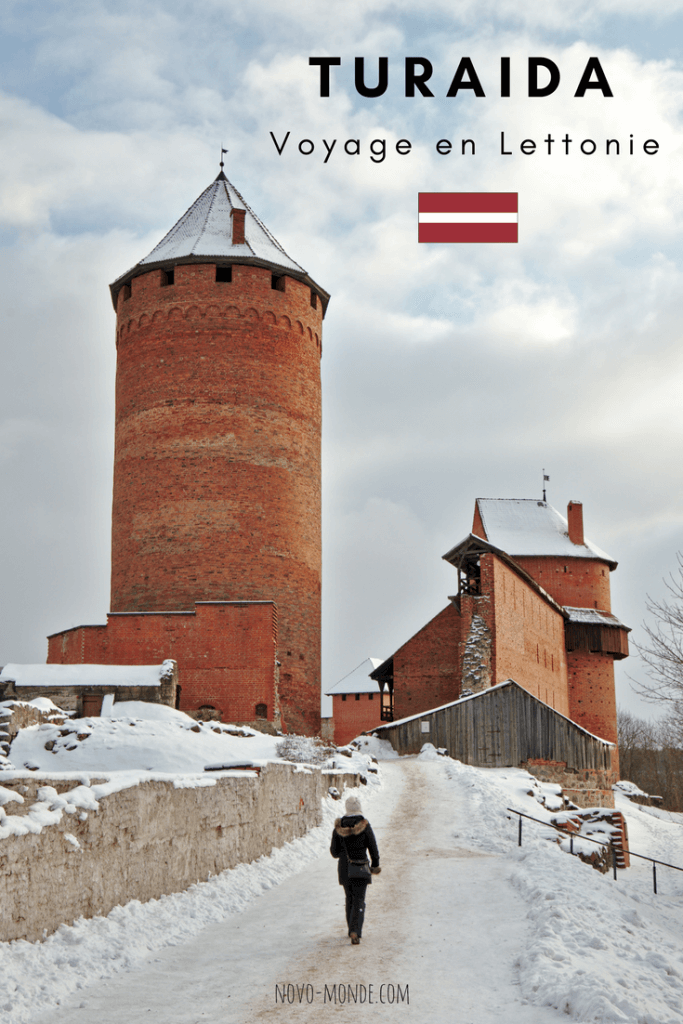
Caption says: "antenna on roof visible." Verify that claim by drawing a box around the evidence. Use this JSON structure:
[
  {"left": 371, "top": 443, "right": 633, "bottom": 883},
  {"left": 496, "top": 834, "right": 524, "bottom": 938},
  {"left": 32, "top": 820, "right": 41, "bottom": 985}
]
[
  {"left": 220, "top": 146, "right": 228, "bottom": 171},
  {"left": 542, "top": 469, "right": 549, "bottom": 503}
]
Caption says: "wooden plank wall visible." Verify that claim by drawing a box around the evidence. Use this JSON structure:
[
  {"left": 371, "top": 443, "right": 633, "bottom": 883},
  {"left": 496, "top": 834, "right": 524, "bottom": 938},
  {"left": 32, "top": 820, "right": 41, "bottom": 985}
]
[{"left": 375, "top": 683, "right": 612, "bottom": 768}]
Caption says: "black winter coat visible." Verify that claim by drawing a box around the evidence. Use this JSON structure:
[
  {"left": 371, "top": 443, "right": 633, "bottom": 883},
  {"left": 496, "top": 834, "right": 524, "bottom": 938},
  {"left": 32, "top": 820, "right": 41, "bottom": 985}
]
[{"left": 330, "top": 814, "right": 380, "bottom": 886}]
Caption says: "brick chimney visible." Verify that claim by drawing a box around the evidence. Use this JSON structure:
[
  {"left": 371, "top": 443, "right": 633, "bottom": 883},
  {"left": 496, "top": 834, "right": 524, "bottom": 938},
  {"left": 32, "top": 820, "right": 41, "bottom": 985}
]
[
  {"left": 567, "top": 501, "right": 584, "bottom": 545},
  {"left": 231, "top": 208, "right": 246, "bottom": 245}
]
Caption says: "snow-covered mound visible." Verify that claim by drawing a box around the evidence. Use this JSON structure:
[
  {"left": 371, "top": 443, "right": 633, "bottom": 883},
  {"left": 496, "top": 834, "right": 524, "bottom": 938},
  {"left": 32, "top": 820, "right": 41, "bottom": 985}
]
[
  {"left": 9, "top": 702, "right": 282, "bottom": 773},
  {"left": 352, "top": 733, "right": 398, "bottom": 760},
  {"left": 7, "top": 703, "right": 382, "bottom": 782}
]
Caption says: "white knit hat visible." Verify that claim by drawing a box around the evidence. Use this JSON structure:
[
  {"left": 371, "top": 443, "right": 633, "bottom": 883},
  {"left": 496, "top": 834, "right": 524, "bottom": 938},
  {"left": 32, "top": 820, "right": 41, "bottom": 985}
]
[{"left": 345, "top": 796, "right": 362, "bottom": 814}]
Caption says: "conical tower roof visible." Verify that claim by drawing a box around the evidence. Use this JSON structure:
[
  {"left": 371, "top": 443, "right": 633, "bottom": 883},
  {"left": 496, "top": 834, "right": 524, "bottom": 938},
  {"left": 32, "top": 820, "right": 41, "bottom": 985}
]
[{"left": 110, "top": 171, "right": 329, "bottom": 312}]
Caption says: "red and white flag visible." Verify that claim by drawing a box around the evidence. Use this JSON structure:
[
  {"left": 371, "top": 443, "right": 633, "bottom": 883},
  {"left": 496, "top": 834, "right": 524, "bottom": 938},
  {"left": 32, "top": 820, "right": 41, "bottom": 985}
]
[{"left": 418, "top": 193, "right": 518, "bottom": 243}]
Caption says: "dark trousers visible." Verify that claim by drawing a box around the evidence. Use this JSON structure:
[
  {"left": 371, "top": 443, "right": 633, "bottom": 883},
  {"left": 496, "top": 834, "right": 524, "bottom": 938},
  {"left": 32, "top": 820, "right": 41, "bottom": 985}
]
[{"left": 343, "top": 879, "right": 368, "bottom": 937}]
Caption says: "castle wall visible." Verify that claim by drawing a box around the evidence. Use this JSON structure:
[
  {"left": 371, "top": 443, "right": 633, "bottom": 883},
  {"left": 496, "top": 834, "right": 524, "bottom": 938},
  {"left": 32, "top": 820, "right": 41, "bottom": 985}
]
[
  {"left": 513, "top": 555, "right": 612, "bottom": 611},
  {"left": 331, "top": 692, "right": 384, "bottom": 746},
  {"left": 486, "top": 555, "right": 569, "bottom": 714},
  {"left": 47, "top": 602, "right": 279, "bottom": 727},
  {"left": 110, "top": 263, "right": 323, "bottom": 734},
  {"left": 568, "top": 649, "right": 618, "bottom": 745},
  {"left": 391, "top": 604, "right": 462, "bottom": 721}
]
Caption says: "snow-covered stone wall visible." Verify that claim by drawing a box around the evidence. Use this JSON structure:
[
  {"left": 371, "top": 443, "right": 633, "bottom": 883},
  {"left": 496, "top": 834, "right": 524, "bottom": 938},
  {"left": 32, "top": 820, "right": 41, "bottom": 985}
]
[
  {"left": 0, "top": 763, "right": 359, "bottom": 942},
  {"left": 0, "top": 701, "right": 66, "bottom": 766}
]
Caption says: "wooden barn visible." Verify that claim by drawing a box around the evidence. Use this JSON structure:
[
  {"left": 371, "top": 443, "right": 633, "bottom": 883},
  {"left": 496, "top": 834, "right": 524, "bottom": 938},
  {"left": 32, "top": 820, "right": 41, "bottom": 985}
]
[{"left": 371, "top": 679, "right": 616, "bottom": 807}]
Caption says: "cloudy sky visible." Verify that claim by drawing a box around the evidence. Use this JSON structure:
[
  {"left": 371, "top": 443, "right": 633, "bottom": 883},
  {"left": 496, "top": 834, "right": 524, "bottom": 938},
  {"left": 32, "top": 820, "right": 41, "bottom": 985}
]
[{"left": 1, "top": 1, "right": 682, "bottom": 719}]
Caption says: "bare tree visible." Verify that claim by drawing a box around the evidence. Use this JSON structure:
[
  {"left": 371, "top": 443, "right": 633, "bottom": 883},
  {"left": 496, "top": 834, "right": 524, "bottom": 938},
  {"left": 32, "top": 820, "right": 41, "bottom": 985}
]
[
  {"left": 617, "top": 707, "right": 683, "bottom": 811},
  {"left": 632, "top": 552, "right": 683, "bottom": 709}
]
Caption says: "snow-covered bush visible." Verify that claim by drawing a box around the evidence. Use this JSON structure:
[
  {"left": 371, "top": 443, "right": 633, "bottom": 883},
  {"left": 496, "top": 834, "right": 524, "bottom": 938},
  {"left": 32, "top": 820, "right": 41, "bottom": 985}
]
[{"left": 275, "top": 735, "right": 336, "bottom": 765}]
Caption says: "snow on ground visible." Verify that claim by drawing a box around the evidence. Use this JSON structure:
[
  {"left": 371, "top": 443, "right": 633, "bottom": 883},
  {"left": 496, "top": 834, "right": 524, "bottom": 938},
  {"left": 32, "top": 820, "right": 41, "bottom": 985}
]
[
  {"left": 3, "top": 735, "right": 683, "bottom": 1024},
  {"left": 441, "top": 758, "right": 683, "bottom": 1023}
]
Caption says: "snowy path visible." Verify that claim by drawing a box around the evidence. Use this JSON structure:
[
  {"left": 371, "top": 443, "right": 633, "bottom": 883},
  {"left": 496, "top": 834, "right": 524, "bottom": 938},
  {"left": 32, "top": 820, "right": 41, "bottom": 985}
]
[{"left": 31, "top": 759, "right": 564, "bottom": 1024}]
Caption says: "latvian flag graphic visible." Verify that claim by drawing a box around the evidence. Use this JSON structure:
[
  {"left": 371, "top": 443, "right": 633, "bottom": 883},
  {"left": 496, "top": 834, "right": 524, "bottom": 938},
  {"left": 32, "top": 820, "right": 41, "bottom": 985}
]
[{"left": 418, "top": 193, "right": 518, "bottom": 243}]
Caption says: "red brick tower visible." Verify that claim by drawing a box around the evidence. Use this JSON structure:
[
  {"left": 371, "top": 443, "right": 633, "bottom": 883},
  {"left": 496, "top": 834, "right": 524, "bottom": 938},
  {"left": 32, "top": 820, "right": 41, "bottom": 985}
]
[
  {"left": 107, "top": 169, "right": 329, "bottom": 734},
  {"left": 472, "top": 498, "right": 628, "bottom": 751}
]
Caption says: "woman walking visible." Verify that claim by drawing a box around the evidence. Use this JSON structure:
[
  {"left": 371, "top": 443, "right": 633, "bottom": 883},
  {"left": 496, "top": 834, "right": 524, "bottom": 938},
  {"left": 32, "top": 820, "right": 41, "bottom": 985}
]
[{"left": 330, "top": 796, "right": 380, "bottom": 944}]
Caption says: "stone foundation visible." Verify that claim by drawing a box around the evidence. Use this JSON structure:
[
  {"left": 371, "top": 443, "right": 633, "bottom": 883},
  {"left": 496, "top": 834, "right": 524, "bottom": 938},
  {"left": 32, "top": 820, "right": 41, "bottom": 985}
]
[{"left": 523, "top": 758, "right": 616, "bottom": 808}]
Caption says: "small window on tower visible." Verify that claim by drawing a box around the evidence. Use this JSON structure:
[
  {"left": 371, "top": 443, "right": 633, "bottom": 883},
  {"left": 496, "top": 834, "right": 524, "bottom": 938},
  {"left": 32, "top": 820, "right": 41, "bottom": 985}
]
[
  {"left": 161, "top": 268, "right": 174, "bottom": 287},
  {"left": 121, "top": 284, "right": 131, "bottom": 302},
  {"left": 342, "top": 694, "right": 347, "bottom": 702},
  {"left": 216, "top": 266, "right": 232, "bottom": 283},
  {"left": 310, "top": 290, "right": 317, "bottom": 309},
  {"left": 368, "top": 693, "right": 374, "bottom": 701},
  {"left": 355, "top": 693, "right": 360, "bottom": 701},
  {"left": 255, "top": 703, "right": 267, "bottom": 719},
  {"left": 272, "top": 274, "right": 285, "bottom": 291}
]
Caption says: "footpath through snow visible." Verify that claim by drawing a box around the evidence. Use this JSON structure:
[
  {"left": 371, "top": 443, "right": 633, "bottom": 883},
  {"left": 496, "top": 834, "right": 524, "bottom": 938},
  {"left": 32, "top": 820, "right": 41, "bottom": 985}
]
[{"left": 4, "top": 754, "right": 683, "bottom": 1024}]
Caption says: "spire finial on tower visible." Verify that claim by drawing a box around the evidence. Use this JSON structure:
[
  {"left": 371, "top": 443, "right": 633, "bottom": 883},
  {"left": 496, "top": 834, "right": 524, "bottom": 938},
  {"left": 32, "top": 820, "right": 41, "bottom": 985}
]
[
  {"left": 542, "top": 469, "right": 549, "bottom": 503},
  {"left": 216, "top": 146, "right": 228, "bottom": 181}
]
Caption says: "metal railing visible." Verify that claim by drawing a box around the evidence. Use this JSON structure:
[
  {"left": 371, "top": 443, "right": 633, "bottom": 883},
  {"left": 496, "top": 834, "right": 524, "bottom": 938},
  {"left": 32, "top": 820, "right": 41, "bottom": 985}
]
[{"left": 507, "top": 807, "right": 683, "bottom": 894}]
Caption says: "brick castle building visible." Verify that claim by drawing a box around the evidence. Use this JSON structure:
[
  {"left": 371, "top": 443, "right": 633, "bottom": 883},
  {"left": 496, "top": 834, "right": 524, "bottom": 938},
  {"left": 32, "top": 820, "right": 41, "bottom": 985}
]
[
  {"left": 46, "top": 167, "right": 329, "bottom": 735},
  {"left": 365, "top": 498, "right": 628, "bottom": 768},
  {"left": 324, "top": 658, "right": 385, "bottom": 746}
]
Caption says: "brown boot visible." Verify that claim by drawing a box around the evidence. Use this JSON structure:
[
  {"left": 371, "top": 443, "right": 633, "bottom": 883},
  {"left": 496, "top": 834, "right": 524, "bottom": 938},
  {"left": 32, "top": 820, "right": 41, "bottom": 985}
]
[{"left": 350, "top": 933, "right": 360, "bottom": 944}]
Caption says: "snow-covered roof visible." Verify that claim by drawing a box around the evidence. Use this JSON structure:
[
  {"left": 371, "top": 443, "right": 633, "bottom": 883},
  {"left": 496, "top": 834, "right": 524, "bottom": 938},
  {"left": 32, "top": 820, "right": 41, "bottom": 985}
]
[
  {"left": 564, "top": 607, "right": 630, "bottom": 630},
  {"left": 139, "top": 172, "right": 305, "bottom": 273},
  {"left": 110, "top": 171, "right": 329, "bottom": 311},
  {"left": 474, "top": 498, "right": 616, "bottom": 567},
  {"left": 0, "top": 663, "right": 174, "bottom": 688},
  {"left": 325, "top": 658, "right": 383, "bottom": 695}
]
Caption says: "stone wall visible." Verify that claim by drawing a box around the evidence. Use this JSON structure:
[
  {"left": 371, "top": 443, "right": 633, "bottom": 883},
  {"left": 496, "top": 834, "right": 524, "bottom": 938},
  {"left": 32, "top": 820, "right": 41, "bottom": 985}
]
[
  {"left": 0, "top": 763, "right": 359, "bottom": 943},
  {"left": 522, "top": 758, "right": 616, "bottom": 809},
  {"left": 0, "top": 701, "right": 66, "bottom": 759}
]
